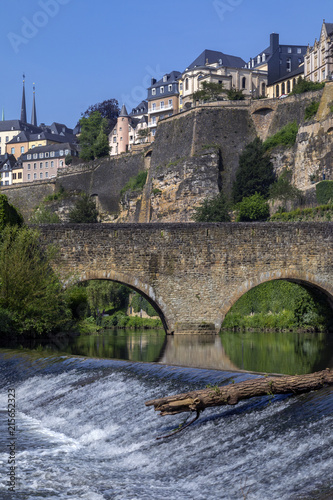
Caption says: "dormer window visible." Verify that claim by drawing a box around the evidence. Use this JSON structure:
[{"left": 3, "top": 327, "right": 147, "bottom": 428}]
[
  {"left": 33, "top": 153, "right": 38, "bottom": 159},
  {"left": 168, "top": 84, "right": 172, "bottom": 91},
  {"left": 163, "top": 75, "right": 168, "bottom": 82},
  {"left": 160, "top": 86, "right": 164, "bottom": 94},
  {"left": 27, "top": 154, "right": 31, "bottom": 160},
  {"left": 219, "top": 59, "right": 223, "bottom": 65},
  {"left": 152, "top": 88, "right": 156, "bottom": 95},
  {"left": 39, "top": 153, "right": 44, "bottom": 158},
  {"left": 45, "top": 152, "right": 49, "bottom": 157}
]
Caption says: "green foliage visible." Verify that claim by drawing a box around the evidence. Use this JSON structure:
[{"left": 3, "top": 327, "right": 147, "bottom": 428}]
[
  {"left": 236, "top": 193, "right": 270, "bottom": 222},
  {"left": 65, "top": 285, "right": 89, "bottom": 319},
  {"left": 269, "top": 170, "right": 303, "bottom": 203},
  {"left": 0, "top": 194, "right": 23, "bottom": 231},
  {"left": 270, "top": 203, "right": 333, "bottom": 222},
  {"left": 43, "top": 186, "right": 67, "bottom": 202},
  {"left": 192, "top": 192, "right": 231, "bottom": 222},
  {"left": 193, "top": 81, "right": 225, "bottom": 102},
  {"left": 120, "top": 170, "right": 148, "bottom": 196},
  {"left": 65, "top": 154, "right": 73, "bottom": 166},
  {"left": 152, "top": 188, "right": 162, "bottom": 195},
  {"left": 102, "top": 311, "right": 162, "bottom": 330},
  {"left": 30, "top": 206, "right": 61, "bottom": 224},
  {"left": 305, "top": 101, "right": 320, "bottom": 120},
  {"left": 79, "top": 111, "right": 110, "bottom": 161},
  {"left": 222, "top": 280, "right": 333, "bottom": 332},
  {"left": 290, "top": 76, "right": 325, "bottom": 95},
  {"left": 232, "top": 137, "right": 275, "bottom": 203},
  {"left": 263, "top": 121, "right": 298, "bottom": 151},
  {"left": 130, "top": 292, "right": 157, "bottom": 317},
  {"left": 84, "top": 281, "right": 130, "bottom": 317},
  {"left": 0, "top": 225, "right": 72, "bottom": 335},
  {"left": 316, "top": 181, "right": 333, "bottom": 204},
  {"left": 226, "top": 88, "right": 245, "bottom": 100},
  {"left": 137, "top": 128, "right": 150, "bottom": 138},
  {"left": 68, "top": 193, "right": 98, "bottom": 223}
]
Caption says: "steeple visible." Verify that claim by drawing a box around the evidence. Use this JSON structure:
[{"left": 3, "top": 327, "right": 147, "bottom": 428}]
[
  {"left": 119, "top": 104, "right": 129, "bottom": 117},
  {"left": 31, "top": 83, "right": 37, "bottom": 126},
  {"left": 20, "top": 74, "right": 27, "bottom": 123},
  {"left": 2, "top": 108, "right": 4, "bottom": 121}
]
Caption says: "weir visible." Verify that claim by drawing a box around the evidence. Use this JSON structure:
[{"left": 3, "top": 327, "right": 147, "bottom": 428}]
[{"left": 39, "top": 222, "right": 333, "bottom": 335}]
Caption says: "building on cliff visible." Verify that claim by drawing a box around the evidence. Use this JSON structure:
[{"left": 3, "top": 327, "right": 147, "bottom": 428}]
[
  {"left": 109, "top": 102, "right": 150, "bottom": 156},
  {"left": 247, "top": 33, "right": 307, "bottom": 86},
  {"left": 304, "top": 20, "right": 333, "bottom": 83},
  {"left": 179, "top": 49, "right": 268, "bottom": 106},
  {"left": 0, "top": 153, "right": 18, "bottom": 186},
  {"left": 267, "top": 65, "right": 305, "bottom": 98},
  {"left": 147, "top": 72, "right": 181, "bottom": 136}
]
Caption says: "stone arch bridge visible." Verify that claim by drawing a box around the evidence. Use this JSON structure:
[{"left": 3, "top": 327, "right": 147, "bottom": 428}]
[{"left": 39, "top": 222, "right": 333, "bottom": 335}]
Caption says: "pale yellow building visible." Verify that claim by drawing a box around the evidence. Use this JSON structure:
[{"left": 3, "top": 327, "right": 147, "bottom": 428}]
[{"left": 304, "top": 21, "right": 333, "bottom": 83}]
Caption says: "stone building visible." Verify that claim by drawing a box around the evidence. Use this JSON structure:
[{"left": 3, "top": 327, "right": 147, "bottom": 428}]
[{"left": 304, "top": 21, "right": 333, "bottom": 83}]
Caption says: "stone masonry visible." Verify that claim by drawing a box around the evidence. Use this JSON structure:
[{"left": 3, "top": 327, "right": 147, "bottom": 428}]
[{"left": 39, "top": 222, "right": 333, "bottom": 335}]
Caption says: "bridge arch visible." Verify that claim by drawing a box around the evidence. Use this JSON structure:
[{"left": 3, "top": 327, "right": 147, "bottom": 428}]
[
  {"left": 69, "top": 268, "right": 170, "bottom": 334},
  {"left": 219, "top": 269, "right": 333, "bottom": 330}
]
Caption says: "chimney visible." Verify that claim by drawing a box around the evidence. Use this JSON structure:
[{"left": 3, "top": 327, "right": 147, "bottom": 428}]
[
  {"left": 151, "top": 78, "right": 156, "bottom": 85},
  {"left": 270, "top": 33, "right": 279, "bottom": 53}
]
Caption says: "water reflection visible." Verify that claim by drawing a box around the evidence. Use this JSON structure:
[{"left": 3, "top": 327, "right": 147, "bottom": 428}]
[
  {"left": 221, "top": 330, "right": 333, "bottom": 375},
  {"left": 0, "top": 328, "right": 332, "bottom": 375}
]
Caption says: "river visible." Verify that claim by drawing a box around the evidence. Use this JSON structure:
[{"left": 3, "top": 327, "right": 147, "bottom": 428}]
[{"left": 0, "top": 329, "right": 332, "bottom": 499}]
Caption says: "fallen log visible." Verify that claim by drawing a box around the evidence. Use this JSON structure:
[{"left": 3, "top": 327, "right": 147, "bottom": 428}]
[{"left": 145, "top": 369, "right": 333, "bottom": 417}]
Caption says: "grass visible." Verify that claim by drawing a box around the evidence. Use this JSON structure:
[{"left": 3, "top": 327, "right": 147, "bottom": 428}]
[{"left": 263, "top": 121, "right": 298, "bottom": 151}]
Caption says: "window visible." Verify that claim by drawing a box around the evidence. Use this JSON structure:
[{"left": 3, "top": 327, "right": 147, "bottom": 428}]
[
  {"left": 287, "top": 80, "right": 291, "bottom": 93},
  {"left": 113, "top": 137, "right": 116, "bottom": 143},
  {"left": 5, "top": 172, "right": 9, "bottom": 178},
  {"left": 160, "top": 86, "right": 164, "bottom": 94},
  {"left": 59, "top": 150, "right": 63, "bottom": 156},
  {"left": 152, "top": 129, "right": 156, "bottom": 136},
  {"left": 288, "top": 47, "right": 292, "bottom": 53},
  {"left": 276, "top": 84, "right": 280, "bottom": 97},
  {"left": 34, "top": 163, "right": 37, "bottom": 169},
  {"left": 34, "top": 173, "right": 37, "bottom": 179},
  {"left": 50, "top": 152, "right": 55, "bottom": 157},
  {"left": 257, "top": 55, "right": 261, "bottom": 64},
  {"left": 65, "top": 149, "right": 69, "bottom": 155},
  {"left": 128, "top": 126, "right": 131, "bottom": 131},
  {"left": 12, "top": 173, "right": 16, "bottom": 180},
  {"left": 282, "top": 82, "right": 286, "bottom": 94},
  {"left": 180, "top": 83, "right": 183, "bottom": 91},
  {"left": 286, "top": 58, "right": 291, "bottom": 72},
  {"left": 297, "top": 48, "right": 302, "bottom": 54},
  {"left": 40, "top": 162, "right": 43, "bottom": 169},
  {"left": 168, "top": 84, "right": 172, "bottom": 91},
  {"left": 40, "top": 172, "right": 43, "bottom": 179},
  {"left": 28, "top": 163, "right": 31, "bottom": 170},
  {"left": 168, "top": 99, "right": 172, "bottom": 106},
  {"left": 39, "top": 153, "right": 44, "bottom": 158},
  {"left": 152, "top": 103, "right": 156, "bottom": 110},
  {"left": 51, "top": 161, "right": 54, "bottom": 167},
  {"left": 60, "top": 160, "right": 63, "bottom": 166},
  {"left": 11, "top": 147, "right": 14, "bottom": 154},
  {"left": 27, "top": 174, "right": 31, "bottom": 180},
  {"left": 113, "top": 129, "right": 116, "bottom": 135},
  {"left": 152, "top": 88, "right": 156, "bottom": 95},
  {"left": 262, "top": 53, "right": 266, "bottom": 62},
  {"left": 18, "top": 172, "right": 22, "bottom": 179},
  {"left": 5, "top": 181, "right": 9, "bottom": 186},
  {"left": 45, "top": 172, "right": 48, "bottom": 178},
  {"left": 5, "top": 136, "right": 9, "bottom": 142},
  {"left": 45, "top": 161, "right": 48, "bottom": 168},
  {"left": 45, "top": 152, "right": 49, "bottom": 157},
  {"left": 21, "top": 146, "right": 24, "bottom": 153},
  {"left": 160, "top": 114, "right": 165, "bottom": 120},
  {"left": 242, "top": 77, "right": 246, "bottom": 89},
  {"left": 185, "top": 78, "right": 189, "bottom": 91},
  {"left": 120, "top": 137, "right": 123, "bottom": 141},
  {"left": 129, "top": 135, "right": 133, "bottom": 141},
  {"left": 160, "top": 101, "right": 164, "bottom": 109},
  {"left": 163, "top": 75, "right": 167, "bottom": 82},
  {"left": 33, "top": 153, "right": 38, "bottom": 159},
  {"left": 119, "top": 127, "right": 122, "bottom": 131},
  {"left": 152, "top": 116, "right": 156, "bottom": 124}
]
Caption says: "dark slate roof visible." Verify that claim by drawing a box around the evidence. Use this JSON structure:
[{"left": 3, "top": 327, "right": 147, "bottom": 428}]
[
  {"left": 7, "top": 129, "right": 78, "bottom": 145},
  {"left": 130, "top": 101, "right": 148, "bottom": 116},
  {"left": 149, "top": 71, "right": 181, "bottom": 89},
  {"left": 186, "top": 49, "right": 246, "bottom": 70},
  {"left": 325, "top": 23, "right": 333, "bottom": 36},
  {"left": 20, "top": 142, "right": 78, "bottom": 161},
  {"left": 119, "top": 104, "right": 129, "bottom": 117},
  {"left": 0, "top": 153, "right": 17, "bottom": 171},
  {"left": 41, "top": 122, "right": 74, "bottom": 136},
  {"left": 271, "top": 65, "right": 304, "bottom": 84},
  {"left": 0, "top": 120, "right": 40, "bottom": 133}
]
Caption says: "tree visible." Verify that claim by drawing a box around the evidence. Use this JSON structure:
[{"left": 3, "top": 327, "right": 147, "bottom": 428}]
[
  {"left": 79, "top": 111, "right": 110, "bottom": 161},
  {"left": 226, "top": 88, "right": 245, "bottom": 101},
  {"left": 192, "top": 192, "right": 231, "bottom": 222},
  {"left": 65, "top": 154, "right": 73, "bottom": 166},
  {"left": 232, "top": 137, "right": 275, "bottom": 203},
  {"left": 236, "top": 193, "right": 270, "bottom": 222},
  {"left": 0, "top": 225, "right": 71, "bottom": 335},
  {"left": 193, "top": 81, "right": 225, "bottom": 102},
  {"left": 269, "top": 171, "right": 303, "bottom": 205},
  {"left": 68, "top": 193, "right": 98, "bottom": 223},
  {"left": 81, "top": 98, "right": 119, "bottom": 133},
  {"left": 0, "top": 194, "right": 23, "bottom": 230}
]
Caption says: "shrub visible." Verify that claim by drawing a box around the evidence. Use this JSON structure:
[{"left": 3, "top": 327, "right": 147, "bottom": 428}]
[
  {"left": 0, "top": 194, "right": 23, "bottom": 231},
  {"left": 316, "top": 181, "right": 333, "bottom": 204},
  {"left": 120, "top": 171, "right": 148, "bottom": 196},
  {"left": 305, "top": 101, "right": 320, "bottom": 120},
  {"left": 30, "top": 206, "right": 60, "bottom": 224},
  {"left": 236, "top": 193, "right": 270, "bottom": 222},
  {"left": 290, "top": 77, "right": 325, "bottom": 95},
  {"left": 192, "top": 192, "right": 231, "bottom": 222},
  {"left": 263, "top": 121, "right": 298, "bottom": 151},
  {"left": 269, "top": 171, "right": 303, "bottom": 203},
  {"left": 68, "top": 193, "right": 98, "bottom": 223}
]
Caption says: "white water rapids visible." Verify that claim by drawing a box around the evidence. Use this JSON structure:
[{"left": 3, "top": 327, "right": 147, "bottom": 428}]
[{"left": 0, "top": 352, "right": 332, "bottom": 499}]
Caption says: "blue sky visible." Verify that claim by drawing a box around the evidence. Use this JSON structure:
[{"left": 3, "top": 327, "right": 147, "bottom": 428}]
[{"left": 1, "top": 0, "right": 332, "bottom": 128}]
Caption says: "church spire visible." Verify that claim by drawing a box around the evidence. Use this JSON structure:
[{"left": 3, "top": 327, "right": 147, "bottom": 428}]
[
  {"left": 31, "top": 83, "right": 37, "bottom": 126},
  {"left": 21, "top": 74, "right": 27, "bottom": 123}
]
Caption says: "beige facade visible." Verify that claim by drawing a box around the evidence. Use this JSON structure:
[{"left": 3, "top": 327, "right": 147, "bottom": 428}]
[
  {"left": 148, "top": 94, "right": 179, "bottom": 134},
  {"left": 179, "top": 63, "right": 268, "bottom": 107},
  {"left": 304, "top": 21, "right": 333, "bottom": 83},
  {"left": 267, "top": 68, "right": 304, "bottom": 98},
  {"left": 0, "top": 130, "right": 20, "bottom": 156}
]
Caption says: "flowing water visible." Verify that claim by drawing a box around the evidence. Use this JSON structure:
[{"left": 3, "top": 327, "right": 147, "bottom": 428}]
[{"left": 0, "top": 337, "right": 332, "bottom": 500}]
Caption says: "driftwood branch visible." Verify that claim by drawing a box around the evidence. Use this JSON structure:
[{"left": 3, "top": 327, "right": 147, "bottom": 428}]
[{"left": 145, "top": 369, "right": 333, "bottom": 416}]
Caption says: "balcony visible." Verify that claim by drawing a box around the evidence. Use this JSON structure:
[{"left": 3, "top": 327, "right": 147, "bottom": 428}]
[
  {"left": 148, "top": 122, "right": 157, "bottom": 128},
  {"left": 148, "top": 103, "right": 173, "bottom": 114}
]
